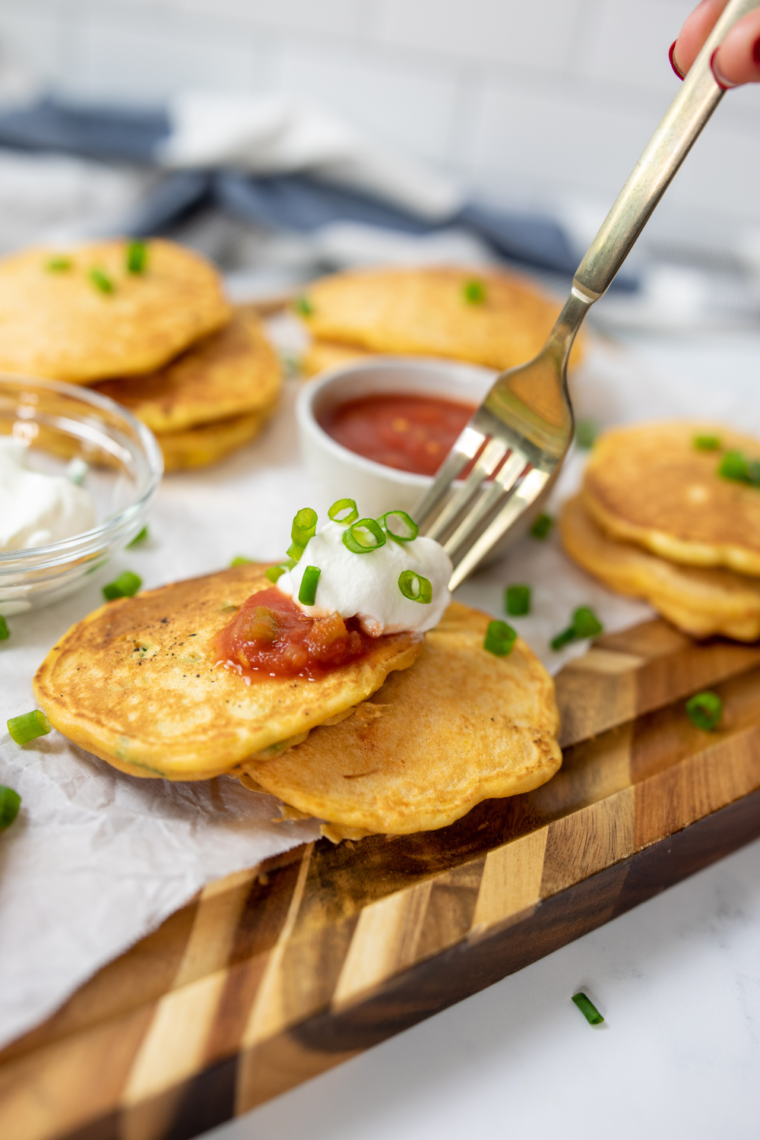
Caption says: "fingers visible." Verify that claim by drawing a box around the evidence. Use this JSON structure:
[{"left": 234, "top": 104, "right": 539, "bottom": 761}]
[
  {"left": 712, "top": 7, "right": 760, "bottom": 86},
  {"left": 673, "top": 0, "right": 728, "bottom": 75},
  {"left": 673, "top": 0, "right": 760, "bottom": 87}
]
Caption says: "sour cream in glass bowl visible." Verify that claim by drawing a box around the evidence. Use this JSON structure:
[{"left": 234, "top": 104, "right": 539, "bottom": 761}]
[{"left": 0, "top": 375, "right": 162, "bottom": 615}]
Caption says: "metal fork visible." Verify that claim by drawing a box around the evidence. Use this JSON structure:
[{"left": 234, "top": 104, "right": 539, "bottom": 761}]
[{"left": 415, "top": 0, "right": 758, "bottom": 591}]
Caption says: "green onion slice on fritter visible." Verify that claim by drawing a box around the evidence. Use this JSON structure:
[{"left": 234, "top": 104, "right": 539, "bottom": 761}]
[
  {"left": 265, "top": 564, "right": 287, "bottom": 583},
  {"left": 291, "top": 507, "right": 318, "bottom": 548},
  {"left": 483, "top": 620, "right": 516, "bottom": 656},
  {"left": 89, "top": 267, "right": 114, "bottom": 295},
  {"left": 463, "top": 279, "right": 486, "bottom": 304},
  {"left": 694, "top": 434, "right": 721, "bottom": 451},
  {"left": 328, "top": 498, "right": 359, "bottom": 525},
  {"left": 298, "top": 565, "right": 321, "bottom": 606},
  {"left": 127, "top": 240, "right": 148, "bottom": 274},
  {"left": 342, "top": 518, "right": 387, "bottom": 554},
  {"left": 379, "top": 510, "right": 419, "bottom": 543},
  {"left": 398, "top": 570, "right": 432, "bottom": 604}
]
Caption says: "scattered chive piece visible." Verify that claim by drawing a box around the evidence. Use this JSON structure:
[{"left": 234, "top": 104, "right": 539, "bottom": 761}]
[
  {"left": 572, "top": 992, "right": 604, "bottom": 1025},
  {"left": 295, "top": 295, "right": 314, "bottom": 317},
  {"left": 342, "top": 518, "right": 387, "bottom": 554},
  {"left": 265, "top": 564, "right": 287, "bottom": 583},
  {"left": 575, "top": 419, "right": 598, "bottom": 449},
  {"left": 685, "top": 691, "right": 723, "bottom": 732},
  {"left": 46, "top": 256, "right": 72, "bottom": 272},
  {"left": 89, "top": 267, "right": 114, "bottom": 295},
  {"left": 551, "top": 605, "right": 603, "bottom": 650},
  {"left": 0, "top": 786, "right": 21, "bottom": 829},
  {"left": 398, "top": 570, "right": 433, "bottom": 604},
  {"left": 298, "top": 565, "right": 321, "bottom": 606},
  {"left": 102, "top": 570, "right": 142, "bottom": 601},
  {"left": 127, "top": 525, "right": 149, "bottom": 548},
  {"left": 7, "top": 709, "right": 51, "bottom": 746},
  {"left": 291, "top": 507, "right": 318, "bottom": 548},
  {"left": 0, "top": 615, "right": 8, "bottom": 641},
  {"left": 66, "top": 457, "right": 88, "bottom": 485},
  {"left": 286, "top": 541, "right": 306, "bottom": 563},
  {"left": 694, "top": 434, "right": 721, "bottom": 452},
  {"left": 717, "top": 450, "right": 760, "bottom": 487},
  {"left": 126, "top": 240, "right": 147, "bottom": 274},
  {"left": 379, "top": 510, "right": 419, "bottom": 543},
  {"left": 328, "top": 498, "right": 359, "bottom": 525},
  {"left": 573, "top": 606, "right": 603, "bottom": 639},
  {"left": 484, "top": 620, "right": 517, "bottom": 657},
  {"left": 463, "top": 279, "right": 486, "bottom": 304},
  {"left": 530, "top": 513, "right": 553, "bottom": 540},
  {"left": 505, "top": 585, "right": 531, "bottom": 617},
  {"left": 229, "top": 555, "right": 252, "bottom": 567}
]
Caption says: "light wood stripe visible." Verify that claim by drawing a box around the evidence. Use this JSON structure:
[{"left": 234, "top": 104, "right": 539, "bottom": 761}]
[{"left": 471, "top": 828, "right": 547, "bottom": 934}]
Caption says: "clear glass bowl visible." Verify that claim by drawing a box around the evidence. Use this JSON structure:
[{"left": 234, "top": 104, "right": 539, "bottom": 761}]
[{"left": 0, "top": 374, "right": 163, "bottom": 615}]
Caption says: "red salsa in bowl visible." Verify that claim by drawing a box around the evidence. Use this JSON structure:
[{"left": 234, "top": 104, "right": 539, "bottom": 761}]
[{"left": 318, "top": 393, "right": 476, "bottom": 478}]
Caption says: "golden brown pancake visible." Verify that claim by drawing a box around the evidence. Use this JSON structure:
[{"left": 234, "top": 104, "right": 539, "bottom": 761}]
[
  {"left": 296, "top": 265, "right": 583, "bottom": 372},
  {"left": 561, "top": 495, "right": 760, "bottom": 641},
  {"left": 582, "top": 422, "right": 760, "bottom": 576},
  {"left": 241, "top": 601, "right": 561, "bottom": 835},
  {"left": 157, "top": 408, "right": 275, "bottom": 471},
  {"left": 33, "top": 565, "right": 421, "bottom": 780},
  {"left": 301, "top": 340, "right": 369, "bottom": 378},
  {"left": 0, "top": 239, "right": 231, "bottom": 383},
  {"left": 92, "top": 308, "right": 281, "bottom": 433}
]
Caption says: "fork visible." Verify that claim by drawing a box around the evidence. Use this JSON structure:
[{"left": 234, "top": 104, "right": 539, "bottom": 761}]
[{"left": 414, "top": 0, "right": 759, "bottom": 591}]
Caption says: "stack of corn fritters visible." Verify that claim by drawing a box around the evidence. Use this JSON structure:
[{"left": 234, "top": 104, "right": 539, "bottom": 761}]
[
  {"left": 561, "top": 422, "right": 760, "bottom": 641},
  {"left": 0, "top": 239, "right": 282, "bottom": 470}
]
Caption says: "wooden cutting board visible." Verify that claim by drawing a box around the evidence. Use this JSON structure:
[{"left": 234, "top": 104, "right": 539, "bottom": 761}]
[{"left": 3, "top": 618, "right": 760, "bottom": 1140}]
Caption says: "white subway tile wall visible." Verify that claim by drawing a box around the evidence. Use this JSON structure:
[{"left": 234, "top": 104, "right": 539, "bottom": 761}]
[{"left": 0, "top": 0, "right": 758, "bottom": 229}]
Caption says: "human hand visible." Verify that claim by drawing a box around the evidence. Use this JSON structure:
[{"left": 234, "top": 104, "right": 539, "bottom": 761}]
[{"left": 672, "top": 0, "right": 760, "bottom": 87}]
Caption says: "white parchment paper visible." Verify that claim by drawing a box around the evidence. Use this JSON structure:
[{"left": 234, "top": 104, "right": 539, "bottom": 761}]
[{"left": 0, "top": 339, "right": 754, "bottom": 1051}]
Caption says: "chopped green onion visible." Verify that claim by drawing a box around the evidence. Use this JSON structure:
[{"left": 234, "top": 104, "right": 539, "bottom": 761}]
[
  {"left": 89, "top": 267, "right": 114, "bottom": 295},
  {"left": 717, "top": 450, "right": 760, "bottom": 487},
  {"left": 103, "top": 570, "right": 142, "bottom": 601},
  {"left": 127, "top": 240, "right": 147, "bottom": 274},
  {"left": 530, "top": 513, "right": 553, "bottom": 540},
  {"left": 463, "top": 279, "right": 486, "bottom": 304},
  {"left": 291, "top": 507, "right": 318, "bottom": 548},
  {"left": 342, "top": 518, "right": 387, "bottom": 554},
  {"left": 286, "top": 541, "right": 306, "bottom": 563},
  {"left": 7, "top": 709, "right": 51, "bottom": 746},
  {"left": 295, "top": 295, "right": 314, "bottom": 317},
  {"left": 265, "top": 564, "right": 287, "bottom": 583},
  {"left": 46, "top": 256, "right": 72, "bottom": 272},
  {"left": 328, "top": 498, "right": 359, "bottom": 525},
  {"left": 379, "top": 510, "right": 419, "bottom": 543},
  {"left": 0, "top": 786, "right": 21, "bottom": 829},
  {"left": 572, "top": 992, "right": 604, "bottom": 1025},
  {"left": 694, "top": 434, "right": 721, "bottom": 451},
  {"left": 229, "top": 555, "right": 252, "bottom": 567},
  {"left": 575, "top": 419, "right": 598, "bottom": 449},
  {"left": 298, "top": 565, "right": 321, "bottom": 606},
  {"left": 505, "top": 585, "right": 531, "bottom": 616},
  {"left": 573, "top": 606, "right": 603, "bottom": 638},
  {"left": 484, "top": 620, "right": 517, "bottom": 657},
  {"left": 551, "top": 605, "right": 603, "bottom": 650},
  {"left": 127, "top": 525, "right": 149, "bottom": 548},
  {"left": 66, "top": 457, "right": 88, "bottom": 485},
  {"left": 0, "top": 615, "right": 8, "bottom": 641},
  {"left": 685, "top": 691, "right": 723, "bottom": 732},
  {"left": 398, "top": 570, "right": 433, "bottom": 604}
]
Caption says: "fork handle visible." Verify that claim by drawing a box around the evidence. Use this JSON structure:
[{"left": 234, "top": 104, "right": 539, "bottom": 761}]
[{"left": 573, "top": 0, "right": 759, "bottom": 302}]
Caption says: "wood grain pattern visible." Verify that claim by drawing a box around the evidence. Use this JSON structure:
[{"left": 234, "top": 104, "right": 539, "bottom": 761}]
[{"left": 3, "top": 619, "right": 760, "bottom": 1140}]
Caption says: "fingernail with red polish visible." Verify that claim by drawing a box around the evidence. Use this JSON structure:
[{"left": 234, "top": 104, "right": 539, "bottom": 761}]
[
  {"left": 753, "top": 35, "right": 760, "bottom": 67},
  {"left": 669, "top": 40, "right": 685, "bottom": 80}
]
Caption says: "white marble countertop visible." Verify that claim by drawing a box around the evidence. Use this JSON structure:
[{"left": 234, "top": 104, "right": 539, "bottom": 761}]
[{"left": 201, "top": 329, "right": 760, "bottom": 1140}]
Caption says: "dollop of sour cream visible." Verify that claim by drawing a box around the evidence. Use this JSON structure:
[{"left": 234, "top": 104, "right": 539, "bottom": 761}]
[
  {"left": 277, "top": 519, "right": 452, "bottom": 636},
  {"left": 0, "top": 437, "right": 97, "bottom": 552}
]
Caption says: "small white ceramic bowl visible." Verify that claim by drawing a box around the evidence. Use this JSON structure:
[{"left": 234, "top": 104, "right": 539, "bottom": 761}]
[
  {"left": 297, "top": 357, "right": 496, "bottom": 519},
  {"left": 0, "top": 374, "right": 163, "bottom": 615}
]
